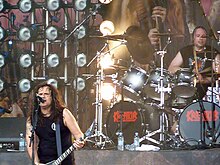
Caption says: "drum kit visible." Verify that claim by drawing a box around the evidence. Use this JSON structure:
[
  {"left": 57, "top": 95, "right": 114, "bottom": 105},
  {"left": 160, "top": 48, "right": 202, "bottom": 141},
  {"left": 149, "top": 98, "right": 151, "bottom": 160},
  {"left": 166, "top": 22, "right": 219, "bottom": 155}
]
[{"left": 85, "top": 26, "right": 220, "bottom": 150}]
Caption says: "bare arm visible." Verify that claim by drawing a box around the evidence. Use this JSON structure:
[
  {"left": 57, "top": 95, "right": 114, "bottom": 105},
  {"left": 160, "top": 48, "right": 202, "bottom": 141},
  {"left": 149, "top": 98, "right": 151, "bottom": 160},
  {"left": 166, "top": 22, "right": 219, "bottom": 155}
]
[
  {"left": 26, "top": 118, "right": 40, "bottom": 164},
  {"left": 63, "top": 108, "right": 85, "bottom": 149},
  {"left": 168, "top": 51, "right": 183, "bottom": 74}
]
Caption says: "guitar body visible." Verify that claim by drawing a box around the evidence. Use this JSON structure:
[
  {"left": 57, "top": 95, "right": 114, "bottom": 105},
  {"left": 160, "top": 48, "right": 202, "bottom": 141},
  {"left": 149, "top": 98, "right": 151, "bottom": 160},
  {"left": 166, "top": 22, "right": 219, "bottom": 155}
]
[{"left": 46, "top": 160, "right": 55, "bottom": 165}]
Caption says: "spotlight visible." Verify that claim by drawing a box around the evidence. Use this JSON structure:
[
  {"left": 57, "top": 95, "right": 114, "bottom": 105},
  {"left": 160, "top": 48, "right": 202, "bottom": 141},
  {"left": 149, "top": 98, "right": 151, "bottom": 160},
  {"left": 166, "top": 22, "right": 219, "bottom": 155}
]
[
  {"left": 47, "top": 53, "right": 59, "bottom": 68},
  {"left": 0, "top": 78, "right": 4, "bottom": 92},
  {"left": 46, "top": 0, "right": 62, "bottom": 11},
  {"left": 17, "top": 26, "right": 38, "bottom": 41},
  {"left": 75, "top": 25, "right": 86, "bottom": 39},
  {"left": 0, "top": 0, "right": 12, "bottom": 12},
  {"left": 0, "top": 52, "right": 10, "bottom": 68},
  {"left": 99, "top": 0, "right": 113, "bottom": 4},
  {"left": 0, "top": 54, "right": 5, "bottom": 68},
  {"left": 17, "top": 0, "right": 34, "bottom": 13},
  {"left": 19, "top": 52, "right": 33, "bottom": 68},
  {"left": 76, "top": 53, "right": 86, "bottom": 67},
  {"left": 73, "top": 77, "right": 85, "bottom": 91},
  {"left": 100, "top": 53, "right": 114, "bottom": 69},
  {"left": 0, "top": 25, "right": 7, "bottom": 41},
  {"left": 18, "top": 78, "right": 31, "bottom": 93},
  {"left": 101, "top": 82, "right": 115, "bottom": 100},
  {"left": 74, "top": 0, "right": 88, "bottom": 11},
  {"left": 47, "top": 79, "right": 58, "bottom": 88},
  {"left": 100, "top": 20, "right": 114, "bottom": 36},
  {"left": 45, "top": 25, "right": 59, "bottom": 41}
]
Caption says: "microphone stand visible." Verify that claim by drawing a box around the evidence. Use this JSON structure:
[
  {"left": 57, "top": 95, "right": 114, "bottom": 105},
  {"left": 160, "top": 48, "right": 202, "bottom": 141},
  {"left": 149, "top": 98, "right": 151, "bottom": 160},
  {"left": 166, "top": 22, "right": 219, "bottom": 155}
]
[
  {"left": 29, "top": 98, "right": 40, "bottom": 165},
  {"left": 60, "top": 4, "right": 101, "bottom": 46}
]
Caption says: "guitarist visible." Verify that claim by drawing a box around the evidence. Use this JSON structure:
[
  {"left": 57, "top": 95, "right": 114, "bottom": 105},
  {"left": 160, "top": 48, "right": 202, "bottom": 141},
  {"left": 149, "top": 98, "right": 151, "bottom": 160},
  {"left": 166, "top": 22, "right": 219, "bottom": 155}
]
[{"left": 26, "top": 82, "right": 85, "bottom": 165}]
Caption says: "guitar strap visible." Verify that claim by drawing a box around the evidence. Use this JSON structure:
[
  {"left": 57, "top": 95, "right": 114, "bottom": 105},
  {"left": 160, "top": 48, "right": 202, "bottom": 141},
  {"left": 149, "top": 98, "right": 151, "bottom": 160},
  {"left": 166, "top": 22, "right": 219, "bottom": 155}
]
[{"left": 56, "top": 120, "right": 62, "bottom": 157}]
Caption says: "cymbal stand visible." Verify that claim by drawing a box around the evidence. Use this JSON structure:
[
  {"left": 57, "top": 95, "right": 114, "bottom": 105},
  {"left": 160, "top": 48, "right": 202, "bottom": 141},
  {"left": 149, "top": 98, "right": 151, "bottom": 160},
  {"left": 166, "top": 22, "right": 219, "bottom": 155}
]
[
  {"left": 140, "top": 39, "right": 171, "bottom": 145},
  {"left": 86, "top": 41, "right": 126, "bottom": 148},
  {"left": 157, "top": 49, "right": 172, "bottom": 142}
]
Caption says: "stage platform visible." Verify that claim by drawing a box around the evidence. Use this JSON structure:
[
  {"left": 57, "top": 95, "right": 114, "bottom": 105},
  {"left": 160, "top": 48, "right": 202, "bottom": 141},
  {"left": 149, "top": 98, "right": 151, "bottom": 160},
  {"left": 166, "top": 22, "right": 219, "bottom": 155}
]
[{"left": 1, "top": 148, "right": 220, "bottom": 165}]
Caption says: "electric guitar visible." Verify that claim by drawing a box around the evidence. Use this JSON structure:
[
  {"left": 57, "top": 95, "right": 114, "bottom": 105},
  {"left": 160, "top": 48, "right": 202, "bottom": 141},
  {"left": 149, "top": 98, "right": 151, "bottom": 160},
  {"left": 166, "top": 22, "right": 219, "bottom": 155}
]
[{"left": 45, "top": 137, "right": 86, "bottom": 165}]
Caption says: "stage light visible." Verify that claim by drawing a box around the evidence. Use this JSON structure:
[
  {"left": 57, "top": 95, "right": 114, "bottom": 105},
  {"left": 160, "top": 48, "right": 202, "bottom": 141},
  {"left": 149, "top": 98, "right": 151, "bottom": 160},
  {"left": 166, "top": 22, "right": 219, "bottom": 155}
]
[
  {"left": 17, "top": 26, "right": 38, "bottom": 42},
  {"left": 100, "top": 53, "right": 114, "bottom": 69},
  {"left": 74, "top": 0, "right": 88, "bottom": 11},
  {"left": 47, "top": 79, "right": 58, "bottom": 88},
  {"left": 99, "top": 0, "right": 113, "bottom": 4},
  {"left": 100, "top": 20, "right": 114, "bottom": 36},
  {"left": 73, "top": 77, "right": 85, "bottom": 91},
  {"left": 0, "top": 25, "right": 7, "bottom": 41},
  {"left": 76, "top": 53, "right": 86, "bottom": 67},
  {"left": 46, "top": 0, "right": 61, "bottom": 11},
  {"left": 47, "top": 53, "right": 59, "bottom": 68},
  {"left": 75, "top": 25, "right": 86, "bottom": 39},
  {"left": 0, "top": 0, "right": 12, "bottom": 12},
  {"left": 0, "top": 54, "right": 5, "bottom": 68},
  {"left": 45, "top": 25, "right": 59, "bottom": 41},
  {"left": 17, "top": 0, "right": 34, "bottom": 13},
  {"left": 0, "top": 78, "right": 4, "bottom": 92},
  {"left": 19, "top": 52, "right": 33, "bottom": 68},
  {"left": 101, "top": 82, "right": 115, "bottom": 100},
  {"left": 18, "top": 78, "right": 31, "bottom": 93}
]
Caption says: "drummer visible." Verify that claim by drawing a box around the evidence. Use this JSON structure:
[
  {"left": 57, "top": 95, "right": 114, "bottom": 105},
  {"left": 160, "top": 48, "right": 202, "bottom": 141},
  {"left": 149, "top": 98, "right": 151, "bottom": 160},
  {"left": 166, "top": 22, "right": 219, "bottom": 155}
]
[{"left": 168, "top": 26, "right": 220, "bottom": 100}]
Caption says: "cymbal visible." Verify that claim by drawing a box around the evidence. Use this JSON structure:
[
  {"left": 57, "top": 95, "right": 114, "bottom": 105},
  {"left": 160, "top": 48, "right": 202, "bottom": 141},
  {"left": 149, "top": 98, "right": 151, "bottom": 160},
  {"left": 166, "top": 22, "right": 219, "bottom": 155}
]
[
  {"left": 205, "top": 72, "right": 220, "bottom": 77},
  {"left": 199, "top": 67, "right": 212, "bottom": 74},
  {"left": 157, "top": 33, "right": 184, "bottom": 37},
  {"left": 89, "top": 35, "right": 127, "bottom": 41}
]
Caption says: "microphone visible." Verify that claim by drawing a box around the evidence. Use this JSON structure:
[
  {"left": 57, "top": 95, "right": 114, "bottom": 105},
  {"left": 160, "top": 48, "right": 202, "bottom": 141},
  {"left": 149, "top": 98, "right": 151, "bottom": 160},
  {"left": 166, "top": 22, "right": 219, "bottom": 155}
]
[{"left": 36, "top": 95, "right": 46, "bottom": 103}]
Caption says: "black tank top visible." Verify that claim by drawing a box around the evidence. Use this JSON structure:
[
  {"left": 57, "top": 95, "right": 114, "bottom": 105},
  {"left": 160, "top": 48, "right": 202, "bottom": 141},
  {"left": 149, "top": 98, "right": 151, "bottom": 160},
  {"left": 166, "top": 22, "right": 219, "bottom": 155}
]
[
  {"left": 35, "top": 110, "right": 74, "bottom": 165},
  {"left": 180, "top": 45, "right": 220, "bottom": 99}
]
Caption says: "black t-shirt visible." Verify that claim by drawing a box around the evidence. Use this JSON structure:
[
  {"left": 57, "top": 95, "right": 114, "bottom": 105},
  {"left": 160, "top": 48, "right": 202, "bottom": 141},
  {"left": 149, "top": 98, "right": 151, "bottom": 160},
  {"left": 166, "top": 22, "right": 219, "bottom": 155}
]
[
  {"left": 35, "top": 111, "right": 74, "bottom": 165},
  {"left": 180, "top": 45, "right": 219, "bottom": 99}
]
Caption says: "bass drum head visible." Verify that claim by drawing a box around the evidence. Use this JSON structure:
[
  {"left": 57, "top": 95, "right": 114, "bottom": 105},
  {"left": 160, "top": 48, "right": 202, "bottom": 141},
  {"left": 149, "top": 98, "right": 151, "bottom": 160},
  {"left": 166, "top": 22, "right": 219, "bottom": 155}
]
[
  {"left": 179, "top": 101, "right": 220, "bottom": 146},
  {"left": 106, "top": 101, "right": 145, "bottom": 144}
]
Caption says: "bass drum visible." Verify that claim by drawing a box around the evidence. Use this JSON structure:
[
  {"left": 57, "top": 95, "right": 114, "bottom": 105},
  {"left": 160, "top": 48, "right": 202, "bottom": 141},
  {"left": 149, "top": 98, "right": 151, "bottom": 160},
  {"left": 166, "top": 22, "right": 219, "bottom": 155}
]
[
  {"left": 106, "top": 101, "right": 145, "bottom": 145},
  {"left": 179, "top": 101, "right": 220, "bottom": 146}
]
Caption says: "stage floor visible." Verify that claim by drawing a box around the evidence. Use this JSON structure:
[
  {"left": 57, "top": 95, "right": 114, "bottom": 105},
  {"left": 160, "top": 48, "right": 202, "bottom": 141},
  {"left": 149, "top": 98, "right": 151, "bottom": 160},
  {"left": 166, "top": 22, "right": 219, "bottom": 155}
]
[{"left": 1, "top": 148, "right": 220, "bottom": 165}]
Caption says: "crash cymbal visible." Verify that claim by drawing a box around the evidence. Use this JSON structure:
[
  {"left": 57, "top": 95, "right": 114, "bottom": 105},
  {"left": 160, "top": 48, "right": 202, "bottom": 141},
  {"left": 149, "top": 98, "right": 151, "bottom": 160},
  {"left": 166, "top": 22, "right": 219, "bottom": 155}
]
[
  {"left": 199, "top": 67, "right": 212, "bottom": 74},
  {"left": 125, "top": 26, "right": 154, "bottom": 64},
  {"left": 157, "top": 33, "right": 184, "bottom": 38},
  {"left": 205, "top": 72, "right": 220, "bottom": 77},
  {"left": 89, "top": 35, "right": 127, "bottom": 41}
]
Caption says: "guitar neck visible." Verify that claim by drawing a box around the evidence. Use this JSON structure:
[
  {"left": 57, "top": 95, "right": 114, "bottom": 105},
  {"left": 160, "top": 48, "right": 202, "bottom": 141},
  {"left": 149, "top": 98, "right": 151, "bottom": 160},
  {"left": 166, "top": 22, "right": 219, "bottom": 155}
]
[{"left": 46, "top": 144, "right": 76, "bottom": 165}]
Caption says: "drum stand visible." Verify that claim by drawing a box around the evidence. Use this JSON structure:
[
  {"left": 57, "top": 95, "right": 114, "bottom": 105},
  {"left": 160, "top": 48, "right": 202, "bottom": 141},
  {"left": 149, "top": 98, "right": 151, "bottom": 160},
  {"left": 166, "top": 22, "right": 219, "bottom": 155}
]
[
  {"left": 86, "top": 41, "right": 126, "bottom": 149},
  {"left": 140, "top": 41, "right": 171, "bottom": 146}
]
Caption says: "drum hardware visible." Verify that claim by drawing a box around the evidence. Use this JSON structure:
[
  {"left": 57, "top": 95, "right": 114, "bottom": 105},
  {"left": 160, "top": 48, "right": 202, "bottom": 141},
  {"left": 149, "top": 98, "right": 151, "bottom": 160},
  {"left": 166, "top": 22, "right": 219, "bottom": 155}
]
[
  {"left": 178, "top": 101, "right": 220, "bottom": 146},
  {"left": 140, "top": 42, "right": 172, "bottom": 145},
  {"left": 120, "top": 65, "right": 148, "bottom": 101},
  {"left": 172, "top": 68, "right": 196, "bottom": 98},
  {"left": 85, "top": 41, "right": 128, "bottom": 149},
  {"left": 106, "top": 101, "right": 146, "bottom": 145}
]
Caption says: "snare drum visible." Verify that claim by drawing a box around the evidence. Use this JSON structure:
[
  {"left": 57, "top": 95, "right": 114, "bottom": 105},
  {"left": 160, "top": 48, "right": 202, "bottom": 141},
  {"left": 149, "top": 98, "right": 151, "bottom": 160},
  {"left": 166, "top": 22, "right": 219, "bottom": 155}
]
[
  {"left": 173, "top": 68, "right": 196, "bottom": 98},
  {"left": 120, "top": 66, "right": 148, "bottom": 101},
  {"left": 179, "top": 101, "right": 220, "bottom": 146},
  {"left": 144, "top": 68, "right": 172, "bottom": 101}
]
